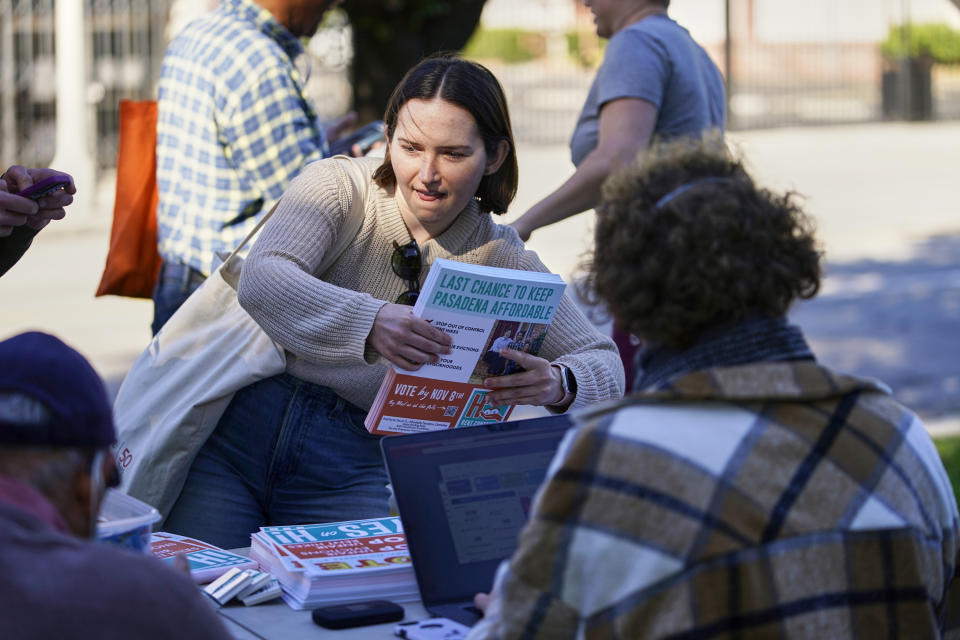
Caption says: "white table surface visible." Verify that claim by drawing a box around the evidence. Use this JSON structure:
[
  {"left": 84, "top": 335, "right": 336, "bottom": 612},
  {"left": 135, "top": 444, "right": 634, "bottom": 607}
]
[
  {"left": 216, "top": 548, "right": 431, "bottom": 639},
  {"left": 218, "top": 598, "right": 430, "bottom": 639}
]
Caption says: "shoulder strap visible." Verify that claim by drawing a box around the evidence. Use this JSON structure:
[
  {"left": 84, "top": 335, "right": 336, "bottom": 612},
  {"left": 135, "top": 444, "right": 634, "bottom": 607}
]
[
  {"left": 222, "top": 202, "right": 279, "bottom": 266},
  {"left": 222, "top": 154, "right": 373, "bottom": 273}
]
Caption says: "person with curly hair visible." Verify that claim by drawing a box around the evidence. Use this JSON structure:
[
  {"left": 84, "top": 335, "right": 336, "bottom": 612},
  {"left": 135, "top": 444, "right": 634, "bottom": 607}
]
[
  {"left": 584, "top": 134, "right": 821, "bottom": 388},
  {"left": 467, "top": 136, "right": 959, "bottom": 639}
]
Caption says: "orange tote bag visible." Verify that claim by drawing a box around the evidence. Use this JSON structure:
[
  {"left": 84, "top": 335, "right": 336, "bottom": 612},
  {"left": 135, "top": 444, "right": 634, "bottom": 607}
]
[{"left": 96, "top": 99, "right": 162, "bottom": 298}]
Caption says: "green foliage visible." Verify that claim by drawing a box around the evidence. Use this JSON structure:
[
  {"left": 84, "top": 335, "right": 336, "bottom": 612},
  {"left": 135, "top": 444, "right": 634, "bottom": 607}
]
[
  {"left": 566, "top": 31, "right": 607, "bottom": 68},
  {"left": 464, "top": 27, "right": 607, "bottom": 67},
  {"left": 935, "top": 434, "right": 960, "bottom": 504},
  {"left": 882, "top": 23, "right": 960, "bottom": 65},
  {"left": 463, "top": 28, "right": 544, "bottom": 63}
]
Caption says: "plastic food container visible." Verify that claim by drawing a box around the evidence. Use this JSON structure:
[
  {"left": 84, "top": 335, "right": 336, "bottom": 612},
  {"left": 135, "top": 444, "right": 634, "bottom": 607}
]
[{"left": 96, "top": 489, "right": 161, "bottom": 553}]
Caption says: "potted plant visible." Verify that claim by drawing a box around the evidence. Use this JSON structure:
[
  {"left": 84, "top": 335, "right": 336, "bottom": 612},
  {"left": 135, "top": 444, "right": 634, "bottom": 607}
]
[{"left": 881, "top": 22, "right": 960, "bottom": 120}]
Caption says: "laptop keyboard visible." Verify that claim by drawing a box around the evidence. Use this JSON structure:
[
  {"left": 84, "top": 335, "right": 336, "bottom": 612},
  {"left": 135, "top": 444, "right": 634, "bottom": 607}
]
[{"left": 463, "top": 605, "right": 483, "bottom": 618}]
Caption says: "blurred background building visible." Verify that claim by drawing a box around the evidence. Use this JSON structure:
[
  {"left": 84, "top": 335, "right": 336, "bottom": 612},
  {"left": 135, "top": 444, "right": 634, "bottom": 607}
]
[{"left": 1, "top": 0, "right": 959, "bottom": 201}]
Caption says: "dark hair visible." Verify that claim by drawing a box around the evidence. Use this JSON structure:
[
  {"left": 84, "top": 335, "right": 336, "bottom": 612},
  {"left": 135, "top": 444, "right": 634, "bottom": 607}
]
[
  {"left": 372, "top": 54, "right": 518, "bottom": 215},
  {"left": 579, "top": 134, "right": 822, "bottom": 349}
]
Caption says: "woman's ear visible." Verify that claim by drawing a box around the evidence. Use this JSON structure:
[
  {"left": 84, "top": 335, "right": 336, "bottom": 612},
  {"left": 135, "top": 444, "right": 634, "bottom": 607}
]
[{"left": 484, "top": 139, "right": 510, "bottom": 176}]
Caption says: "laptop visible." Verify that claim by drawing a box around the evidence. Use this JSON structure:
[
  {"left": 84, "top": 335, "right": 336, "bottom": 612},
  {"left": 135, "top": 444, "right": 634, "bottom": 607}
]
[{"left": 380, "top": 414, "right": 574, "bottom": 627}]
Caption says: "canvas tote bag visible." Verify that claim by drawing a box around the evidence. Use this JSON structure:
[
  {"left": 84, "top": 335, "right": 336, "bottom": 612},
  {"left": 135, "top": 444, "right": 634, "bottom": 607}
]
[
  {"left": 114, "top": 156, "right": 372, "bottom": 520},
  {"left": 96, "top": 100, "right": 162, "bottom": 298}
]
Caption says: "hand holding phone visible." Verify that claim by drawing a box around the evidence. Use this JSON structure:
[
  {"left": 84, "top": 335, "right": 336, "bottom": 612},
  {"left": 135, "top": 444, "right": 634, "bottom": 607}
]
[
  {"left": 0, "top": 167, "right": 74, "bottom": 235},
  {"left": 16, "top": 175, "right": 72, "bottom": 200}
]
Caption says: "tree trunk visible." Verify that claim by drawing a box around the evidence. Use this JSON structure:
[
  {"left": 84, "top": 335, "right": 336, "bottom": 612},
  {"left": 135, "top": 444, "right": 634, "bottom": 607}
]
[{"left": 345, "top": 0, "right": 488, "bottom": 123}]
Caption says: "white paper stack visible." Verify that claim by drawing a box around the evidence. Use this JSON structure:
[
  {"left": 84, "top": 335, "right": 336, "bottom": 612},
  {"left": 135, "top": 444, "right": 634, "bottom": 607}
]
[
  {"left": 151, "top": 531, "right": 258, "bottom": 584},
  {"left": 249, "top": 516, "right": 419, "bottom": 610}
]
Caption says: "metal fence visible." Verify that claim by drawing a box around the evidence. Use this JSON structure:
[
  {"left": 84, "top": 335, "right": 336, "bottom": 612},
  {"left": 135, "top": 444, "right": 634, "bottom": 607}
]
[
  {"left": 2, "top": 0, "right": 958, "bottom": 168},
  {"left": 87, "top": 0, "right": 171, "bottom": 168},
  {"left": 1, "top": 0, "right": 58, "bottom": 170},
  {"left": 719, "top": 0, "right": 960, "bottom": 129},
  {"left": 0, "top": 1, "right": 353, "bottom": 171},
  {"left": 0, "top": 0, "right": 171, "bottom": 170},
  {"left": 481, "top": 0, "right": 960, "bottom": 142}
]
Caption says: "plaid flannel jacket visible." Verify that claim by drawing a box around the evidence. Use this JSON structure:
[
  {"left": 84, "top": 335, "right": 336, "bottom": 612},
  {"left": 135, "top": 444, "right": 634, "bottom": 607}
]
[
  {"left": 155, "top": 0, "right": 326, "bottom": 275},
  {"left": 471, "top": 361, "right": 960, "bottom": 639}
]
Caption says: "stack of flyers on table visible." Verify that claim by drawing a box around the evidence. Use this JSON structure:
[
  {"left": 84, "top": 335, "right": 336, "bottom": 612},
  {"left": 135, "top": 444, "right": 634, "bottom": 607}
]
[
  {"left": 151, "top": 531, "right": 258, "bottom": 584},
  {"left": 249, "top": 516, "right": 418, "bottom": 610}
]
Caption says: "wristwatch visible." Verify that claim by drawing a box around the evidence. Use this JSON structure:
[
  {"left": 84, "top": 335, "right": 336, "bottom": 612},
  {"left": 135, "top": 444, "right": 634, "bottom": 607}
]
[{"left": 550, "top": 363, "right": 577, "bottom": 406}]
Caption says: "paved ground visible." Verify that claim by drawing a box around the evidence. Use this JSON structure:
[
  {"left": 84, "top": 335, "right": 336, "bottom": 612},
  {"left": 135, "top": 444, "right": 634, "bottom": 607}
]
[{"left": 1, "top": 121, "right": 958, "bottom": 432}]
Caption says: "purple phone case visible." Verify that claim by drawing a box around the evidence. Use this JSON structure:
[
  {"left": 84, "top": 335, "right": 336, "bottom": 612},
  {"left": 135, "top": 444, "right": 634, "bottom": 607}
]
[{"left": 16, "top": 176, "right": 70, "bottom": 200}]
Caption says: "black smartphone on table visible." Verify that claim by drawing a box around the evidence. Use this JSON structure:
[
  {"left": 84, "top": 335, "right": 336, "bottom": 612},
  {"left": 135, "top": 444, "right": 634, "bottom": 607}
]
[{"left": 311, "top": 599, "right": 404, "bottom": 629}]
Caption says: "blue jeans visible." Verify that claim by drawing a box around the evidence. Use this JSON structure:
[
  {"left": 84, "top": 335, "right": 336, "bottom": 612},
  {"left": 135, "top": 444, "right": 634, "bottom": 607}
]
[
  {"left": 163, "top": 374, "right": 389, "bottom": 549},
  {"left": 151, "top": 260, "right": 207, "bottom": 336}
]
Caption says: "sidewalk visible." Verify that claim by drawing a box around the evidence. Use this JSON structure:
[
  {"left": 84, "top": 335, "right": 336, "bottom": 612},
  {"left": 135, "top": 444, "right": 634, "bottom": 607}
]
[{"left": 1, "top": 121, "right": 958, "bottom": 430}]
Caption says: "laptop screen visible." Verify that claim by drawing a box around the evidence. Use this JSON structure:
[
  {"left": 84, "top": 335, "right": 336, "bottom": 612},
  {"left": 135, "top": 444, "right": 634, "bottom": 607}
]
[{"left": 381, "top": 415, "right": 573, "bottom": 609}]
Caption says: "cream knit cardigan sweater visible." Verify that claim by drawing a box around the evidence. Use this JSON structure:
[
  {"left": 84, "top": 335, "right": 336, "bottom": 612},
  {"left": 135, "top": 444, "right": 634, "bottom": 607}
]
[{"left": 238, "top": 156, "right": 624, "bottom": 411}]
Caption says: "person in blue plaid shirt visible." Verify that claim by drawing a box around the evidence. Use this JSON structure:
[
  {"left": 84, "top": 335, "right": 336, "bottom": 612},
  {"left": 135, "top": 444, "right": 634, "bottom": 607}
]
[
  {"left": 468, "top": 135, "right": 960, "bottom": 638},
  {"left": 152, "top": 0, "right": 353, "bottom": 334}
]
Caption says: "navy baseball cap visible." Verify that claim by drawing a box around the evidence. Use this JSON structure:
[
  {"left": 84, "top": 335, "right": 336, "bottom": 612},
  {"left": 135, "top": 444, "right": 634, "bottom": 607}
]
[{"left": 0, "top": 332, "right": 115, "bottom": 447}]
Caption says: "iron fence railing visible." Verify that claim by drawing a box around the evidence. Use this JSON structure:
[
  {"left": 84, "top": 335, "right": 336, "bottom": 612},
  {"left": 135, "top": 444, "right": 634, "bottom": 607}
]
[
  {"left": 1, "top": 0, "right": 958, "bottom": 167},
  {"left": 0, "top": 0, "right": 171, "bottom": 170},
  {"left": 87, "top": 0, "right": 170, "bottom": 168},
  {"left": 482, "top": 0, "right": 960, "bottom": 142},
  {"left": 1, "top": 0, "right": 57, "bottom": 169},
  {"left": 0, "top": 1, "right": 352, "bottom": 170}
]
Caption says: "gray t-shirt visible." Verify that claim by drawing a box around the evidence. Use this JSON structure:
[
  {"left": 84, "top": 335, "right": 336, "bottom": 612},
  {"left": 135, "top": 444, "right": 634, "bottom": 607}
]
[{"left": 570, "top": 15, "right": 726, "bottom": 166}]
